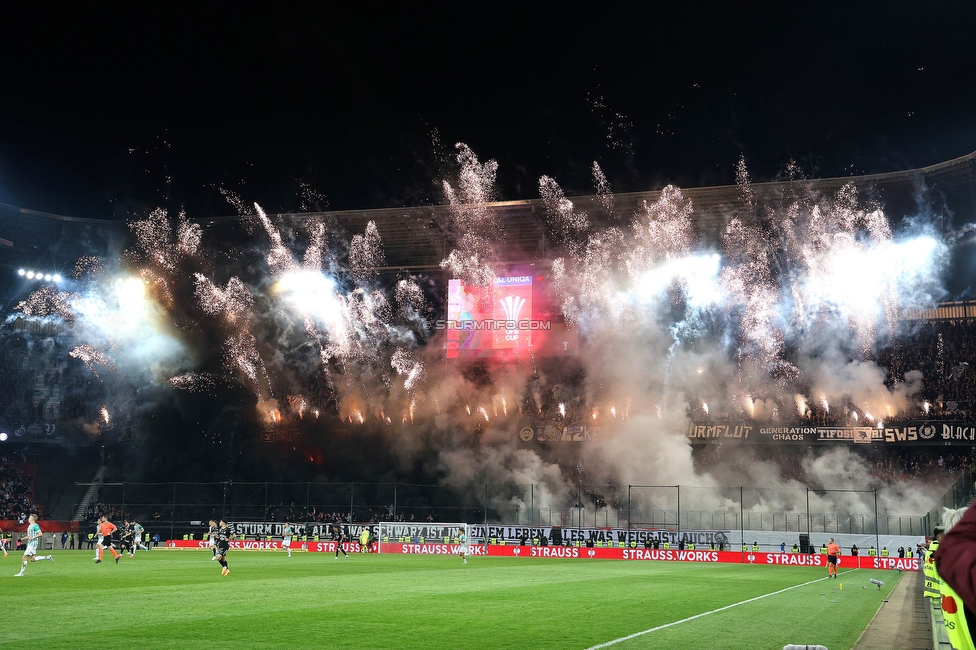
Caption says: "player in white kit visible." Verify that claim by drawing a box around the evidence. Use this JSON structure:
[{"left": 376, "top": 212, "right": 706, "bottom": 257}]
[
  {"left": 16, "top": 514, "right": 54, "bottom": 576},
  {"left": 129, "top": 520, "right": 149, "bottom": 556},
  {"left": 458, "top": 528, "right": 469, "bottom": 565},
  {"left": 282, "top": 523, "right": 294, "bottom": 557}
]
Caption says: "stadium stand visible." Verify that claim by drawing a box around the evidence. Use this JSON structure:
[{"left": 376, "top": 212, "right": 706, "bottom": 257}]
[{"left": 0, "top": 452, "right": 42, "bottom": 520}]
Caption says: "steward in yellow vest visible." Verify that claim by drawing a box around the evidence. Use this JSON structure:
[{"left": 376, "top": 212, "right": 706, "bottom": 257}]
[
  {"left": 923, "top": 539, "right": 941, "bottom": 599},
  {"left": 941, "top": 580, "right": 976, "bottom": 650}
]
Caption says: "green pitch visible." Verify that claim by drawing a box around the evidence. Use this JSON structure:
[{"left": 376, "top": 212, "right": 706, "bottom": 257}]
[{"left": 3, "top": 550, "right": 898, "bottom": 649}]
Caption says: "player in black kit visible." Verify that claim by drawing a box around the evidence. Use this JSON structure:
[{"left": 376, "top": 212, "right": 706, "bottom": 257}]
[
  {"left": 119, "top": 520, "right": 134, "bottom": 555},
  {"left": 215, "top": 519, "right": 231, "bottom": 576},
  {"left": 333, "top": 524, "right": 348, "bottom": 559}
]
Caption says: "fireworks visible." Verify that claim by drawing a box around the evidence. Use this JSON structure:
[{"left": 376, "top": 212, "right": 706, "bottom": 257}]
[
  {"left": 169, "top": 373, "right": 217, "bottom": 393},
  {"left": 287, "top": 395, "right": 308, "bottom": 419},
  {"left": 68, "top": 344, "right": 117, "bottom": 377},
  {"left": 540, "top": 175, "right": 589, "bottom": 257},
  {"left": 12, "top": 142, "right": 952, "bottom": 466},
  {"left": 439, "top": 144, "right": 500, "bottom": 288},
  {"left": 15, "top": 286, "right": 76, "bottom": 322},
  {"left": 592, "top": 162, "right": 614, "bottom": 212},
  {"left": 73, "top": 256, "right": 103, "bottom": 280},
  {"left": 349, "top": 221, "right": 386, "bottom": 284},
  {"left": 390, "top": 349, "right": 423, "bottom": 392}
]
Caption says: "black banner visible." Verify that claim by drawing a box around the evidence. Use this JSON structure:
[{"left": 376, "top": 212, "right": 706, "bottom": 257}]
[
  {"left": 685, "top": 421, "right": 976, "bottom": 445},
  {"left": 514, "top": 419, "right": 976, "bottom": 445}
]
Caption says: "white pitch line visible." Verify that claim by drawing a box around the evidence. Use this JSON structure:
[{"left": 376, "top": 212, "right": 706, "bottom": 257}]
[{"left": 583, "top": 569, "right": 858, "bottom": 649}]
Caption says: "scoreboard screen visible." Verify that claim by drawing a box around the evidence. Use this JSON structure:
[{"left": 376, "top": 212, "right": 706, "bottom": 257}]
[{"left": 445, "top": 273, "right": 578, "bottom": 360}]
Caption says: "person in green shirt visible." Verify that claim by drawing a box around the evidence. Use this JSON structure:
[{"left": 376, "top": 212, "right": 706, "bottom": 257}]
[
  {"left": 15, "top": 514, "right": 53, "bottom": 577},
  {"left": 282, "top": 523, "right": 294, "bottom": 557}
]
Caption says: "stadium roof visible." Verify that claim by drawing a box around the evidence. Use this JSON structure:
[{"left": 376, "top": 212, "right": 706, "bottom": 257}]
[{"left": 1, "top": 150, "right": 975, "bottom": 275}]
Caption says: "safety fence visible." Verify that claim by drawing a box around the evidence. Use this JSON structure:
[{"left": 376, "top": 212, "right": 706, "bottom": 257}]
[
  {"left": 80, "top": 481, "right": 929, "bottom": 541},
  {"left": 923, "top": 465, "right": 975, "bottom": 534},
  {"left": 628, "top": 485, "right": 927, "bottom": 537}
]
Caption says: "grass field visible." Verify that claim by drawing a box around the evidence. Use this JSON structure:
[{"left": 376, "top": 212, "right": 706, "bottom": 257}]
[{"left": 2, "top": 548, "right": 900, "bottom": 649}]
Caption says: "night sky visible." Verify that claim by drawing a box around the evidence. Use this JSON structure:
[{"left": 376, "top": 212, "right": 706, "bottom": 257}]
[{"left": 1, "top": 5, "right": 975, "bottom": 220}]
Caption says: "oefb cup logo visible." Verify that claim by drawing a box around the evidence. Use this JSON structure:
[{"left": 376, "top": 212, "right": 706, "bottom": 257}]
[{"left": 499, "top": 295, "right": 526, "bottom": 322}]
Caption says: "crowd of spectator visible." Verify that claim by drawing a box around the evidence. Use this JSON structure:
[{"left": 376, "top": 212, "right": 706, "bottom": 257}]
[
  {"left": 294, "top": 507, "right": 431, "bottom": 524},
  {"left": 83, "top": 500, "right": 123, "bottom": 523},
  {"left": 0, "top": 453, "right": 42, "bottom": 521}
]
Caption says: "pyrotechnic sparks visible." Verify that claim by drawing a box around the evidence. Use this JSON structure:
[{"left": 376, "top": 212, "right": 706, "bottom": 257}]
[
  {"left": 540, "top": 175, "right": 589, "bottom": 256},
  {"left": 169, "top": 373, "right": 217, "bottom": 393},
  {"left": 218, "top": 187, "right": 253, "bottom": 218},
  {"left": 287, "top": 395, "right": 308, "bottom": 419},
  {"left": 593, "top": 162, "right": 614, "bottom": 212},
  {"left": 439, "top": 144, "right": 500, "bottom": 287},
  {"left": 795, "top": 394, "right": 808, "bottom": 416},
  {"left": 15, "top": 286, "right": 76, "bottom": 322},
  {"left": 391, "top": 349, "right": 423, "bottom": 392},
  {"left": 349, "top": 221, "right": 385, "bottom": 284},
  {"left": 100, "top": 406, "right": 110, "bottom": 424},
  {"left": 68, "top": 344, "right": 117, "bottom": 377},
  {"left": 73, "top": 256, "right": 103, "bottom": 280}
]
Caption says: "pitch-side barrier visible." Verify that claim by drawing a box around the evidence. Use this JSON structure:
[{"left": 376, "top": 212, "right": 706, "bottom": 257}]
[{"left": 163, "top": 539, "right": 918, "bottom": 571}]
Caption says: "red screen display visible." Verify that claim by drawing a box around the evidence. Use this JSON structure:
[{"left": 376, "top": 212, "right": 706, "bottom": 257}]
[{"left": 445, "top": 274, "right": 578, "bottom": 360}]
